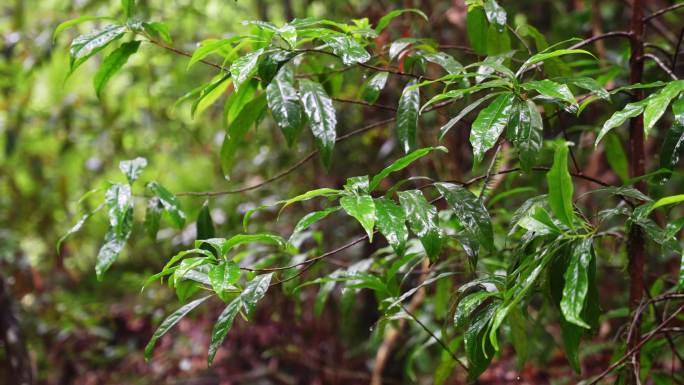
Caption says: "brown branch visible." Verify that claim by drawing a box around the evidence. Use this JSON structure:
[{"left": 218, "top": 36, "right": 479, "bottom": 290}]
[
  {"left": 147, "top": 39, "right": 225, "bottom": 71},
  {"left": 332, "top": 97, "right": 397, "bottom": 111},
  {"left": 643, "top": 2, "right": 684, "bottom": 22},
  {"left": 567, "top": 31, "right": 632, "bottom": 50},
  {"left": 643, "top": 53, "right": 679, "bottom": 80}
]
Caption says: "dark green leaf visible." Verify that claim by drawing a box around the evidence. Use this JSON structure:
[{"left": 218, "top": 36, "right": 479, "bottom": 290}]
[
  {"left": 144, "top": 197, "right": 163, "bottom": 240},
  {"left": 420, "top": 52, "right": 463, "bottom": 75},
  {"left": 96, "top": 214, "right": 132, "bottom": 279},
  {"left": 267, "top": 69, "right": 304, "bottom": 147},
  {"left": 375, "top": 198, "right": 408, "bottom": 255},
  {"left": 644, "top": 80, "right": 684, "bottom": 135},
  {"left": 467, "top": 7, "right": 488, "bottom": 56},
  {"left": 546, "top": 143, "right": 576, "bottom": 229},
  {"left": 69, "top": 24, "right": 126, "bottom": 73},
  {"left": 300, "top": 79, "right": 337, "bottom": 167},
  {"left": 118, "top": 156, "right": 147, "bottom": 185},
  {"left": 340, "top": 194, "right": 376, "bottom": 241},
  {"left": 659, "top": 96, "right": 684, "bottom": 179},
  {"left": 230, "top": 48, "right": 264, "bottom": 91},
  {"left": 209, "top": 261, "right": 240, "bottom": 300},
  {"left": 561, "top": 238, "right": 593, "bottom": 328},
  {"left": 397, "top": 79, "right": 420, "bottom": 153},
  {"left": 470, "top": 92, "right": 514, "bottom": 167},
  {"left": 144, "top": 295, "right": 210, "bottom": 361},
  {"left": 397, "top": 190, "right": 442, "bottom": 261},
  {"left": 258, "top": 49, "right": 296, "bottom": 86},
  {"left": 207, "top": 298, "right": 241, "bottom": 365},
  {"left": 595, "top": 99, "right": 649, "bottom": 145},
  {"left": 465, "top": 302, "right": 497, "bottom": 380},
  {"left": 375, "top": 9, "right": 428, "bottom": 33},
  {"left": 603, "top": 133, "right": 629, "bottom": 182},
  {"left": 483, "top": 0, "right": 506, "bottom": 32},
  {"left": 508, "top": 99, "right": 543, "bottom": 171},
  {"left": 517, "top": 49, "right": 594, "bottom": 76},
  {"left": 360, "top": 71, "right": 389, "bottom": 104},
  {"left": 147, "top": 181, "right": 186, "bottom": 228},
  {"left": 221, "top": 94, "right": 268, "bottom": 177},
  {"left": 439, "top": 92, "right": 503, "bottom": 139},
  {"left": 290, "top": 206, "right": 341, "bottom": 240},
  {"left": 197, "top": 201, "right": 215, "bottom": 240},
  {"left": 522, "top": 79, "right": 576, "bottom": 106}
]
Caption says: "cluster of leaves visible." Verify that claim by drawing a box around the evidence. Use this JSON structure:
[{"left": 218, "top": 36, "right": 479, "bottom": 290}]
[{"left": 55, "top": 0, "right": 684, "bottom": 381}]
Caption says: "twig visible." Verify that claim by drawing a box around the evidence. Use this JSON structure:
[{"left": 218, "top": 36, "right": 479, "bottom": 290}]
[
  {"left": 643, "top": 3, "right": 684, "bottom": 22},
  {"left": 332, "top": 97, "right": 397, "bottom": 111},
  {"left": 147, "top": 39, "right": 225, "bottom": 71},
  {"left": 673, "top": 27, "right": 684, "bottom": 71},
  {"left": 643, "top": 53, "right": 679, "bottom": 80}
]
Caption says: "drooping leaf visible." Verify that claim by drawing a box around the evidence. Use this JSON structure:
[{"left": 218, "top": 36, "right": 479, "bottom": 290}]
[
  {"left": 375, "top": 9, "right": 428, "bottom": 33},
  {"left": 144, "top": 295, "right": 210, "bottom": 361},
  {"left": 57, "top": 203, "right": 104, "bottom": 253},
  {"left": 556, "top": 76, "right": 610, "bottom": 100},
  {"left": 188, "top": 38, "right": 236, "bottom": 69},
  {"left": 439, "top": 92, "right": 503, "bottom": 139},
  {"left": 517, "top": 49, "right": 595, "bottom": 76},
  {"left": 340, "top": 194, "right": 376, "bottom": 241},
  {"left": 561, "top": 238, "right": 593, "bottom": 329},
  {"left": 221, "top": 94, "right": 268, "bottom": 177},
  {"left": 258, "top": 49, "right": 297, "bottom": 86},
  {"left": 191, "top": 73, "right": 232, "bottom": 118},
  {"left": 300, "top": 79, "right": 337, "bottom": 167},
  {"left": 508, "top": 99, "right": 543, "bottom": 171},
  {"left": 320, "top": 35, "right": 371, "bottom": 65},
  {"left": 104, "top": 183, "right": 132, "bottom": 236},
  {"left": 53, "top": 16, "right": 116, "bottom": 41},
  {"left": 142, "top": 21, "right": 172, "bottom": 44},
  {"left": 485, "top": 22, "right": 511, "bottom": 56},
  {"left": 118, "top": 156, "right": 147, "bottom": 185},
  {"left": 522, "top": 79, "right": 576, "bottom": 107},
  {"left": 69, "top": 24, "right": 126, "bottom": 74},
  {"left": 465, "top": 302, "right": 497, "bottom": 380},
  {"left": 546, "top": 143, "right": 576, "bottom": 229},
  {"left": 360, "top": 71, "right": 389, "bottom": 104},
  {"left": 603, "top": 133, "right": 629, "bottom": 182},
  {"left": 209, "top": 261, "right": 240, "bottom": 301},
  {"left": 267, "top": 68, "right": 304, "bottom": 147},
  {"left": 397, "top": 79, "right": 420, "bottom": 153},
  {"left": 467, "top": 7, "right": 488, "bottom": 56},
  {"left": 96, "top": 218, "right": 132, "bottom": 279},
  {"left": 595, "top": 99, "right": 649, "bottom": 145},
  {"left": 144, "top": 197, "right": 163, "bottom": 240},
  {"left": 375, "top": 198, "right": 408, "bottom": 255},
  {"left": 397, "top": 190, "right": 442, "bottom": 261},
  {"left": 420, "top": 52, "right": 463, "bottom": 75},
  {"left": 483, "top": 0, "right": 506, "bottom": 32},
  {"left": 470, "top": 92, "right": 514, "bottom": 167},
  {"left": 435, "top": 183, "right": 494, "bottom": 263},
  {"left": 369, "top": 146, "right": 447, "bottom": 191},
  {"left": 290, "top": 206, "right": 341, "bottom": 240},
  {"left": 147, "top": 181, "right": 186, "bottom": 228},
  {"left": 197, "top": 201, "right": 215, "bottom": 241}
]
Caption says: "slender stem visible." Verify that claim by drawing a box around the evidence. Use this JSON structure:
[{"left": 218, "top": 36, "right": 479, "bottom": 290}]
[
  {"left": 643, "top": 53, "right": 678, "bottom": 80},
  {"left": 673, "top": 27, "right": 684, "bottom": 70},
  {"left": 643, "top": 2, "right": 684, "bottom": 22}
]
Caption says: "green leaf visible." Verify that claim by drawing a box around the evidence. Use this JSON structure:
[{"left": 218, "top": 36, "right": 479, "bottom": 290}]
[
  {"left": 439, "top": 92, "right": 503, "bottom": 139},
  {"left": 188, "top": 38, "right": 235, "bottom": 69},
  {"left": 121, "top": 0, "right": 135, "bottom": 18},
  {"left": 53, "top": 16, "right": 116, "bottom": 41},
  {"left": 142, "top": 21, "right": 172, "bottom": 44},
  {"left": 375, "top": 198, "right": 408, "bottom": 255},
  {"left": 96, "top": 219, "right": 132, "bottom": 279},
  {"left": 561, "top": 238, "right": 593, "bottom": 329},
  {"left": 267, "top": 68, "right": 304, "bottom": 147},
  {"left": 556, "top": 76, "right": 610, "bottom": 100},
  {"left": 104, "top": 183, "right": 132, "bottom": 236},
  {"left": 465, "top": 302, "right": 497, "bottom": 380},
  {"left": 207, "top": 273, "right": 273, "bottom": 365},
  {"left": 144, "top": 295, "right": 210, "bottom": 361},
  {"left": 290, "top": 206, "right": 341, "bottom": 240},
  {"left": 546, "top": 143, "right": 576, "bottom": 229},
  {"left": 659, "top": 96, "right": 684, "bottom": 178},
  {"left": 369, "top": 146, "right": 447, "bottom": 191},
  {"left": 508, "top": 305, "right": 528, "bottom": 368},
  {"left": 299, "top": 79, "right": 337, "bottom": 168},
  {"left": 420, "top": 52, "right": 463, "bottom": 75},
  {"left": 220, "top": 94, "right": 268, "bottom": 177},
  {"left": 467, "top": 7, "right": 488, "bottom": 56},
  {"left": 118, "top": 156, "right": 147, "bottom": 184},
  {"left": 435, "top": 183, "right": 494, "bottom": 262},
  {"left": 209, "top": 261, "right": 240, "bottom": 301},
  {"left": 144, "top": 197, "right": 162, "bottom": 240},
  {"left": 397, "top": 79, "right": 420, "bottom": 153},
  {"left": 595, "top": 99, "right": 648, "bottom": 145},
  {"left": 397, "top": 190, "right": 442, "bottom": 261},
  {"left": 147, "top": 181, "right": 186, "bottom": 229},
  {"left": 205, "top": 233, "right": 286, "bottom": 256},
  {"left": 644, "top": 80, "right": 684, "bottom": 136},
  {"left": 651, "top": 194, "right": 684, "bottom": 211},
  {"left": 258, "top": 49, "right": 296, "bottom": 86},
  {"left": 320, "top": 35, "right": 371, "bottom": 65},
  {"left": 69, "top": 24, "right": 126, "bottom": 74},
  {"left": 191, "top": 73, "right": 232, "bottom": 118},
  {"left": 197, "top": 201, "right": 215, "bottom": 240},
  {"left": 522, "top": 79, "right": 576, "bottom": 106},
  {"left": 279, "top": 187, "right": 341, "bottom": 215},
  {"left": 57, "top": 203, "right": 104, "bottom": 253},
  {"left": 560, "top": 318, "right": 582, "bottom": 372},
  {"left": 343, "top": 175, "right": 370, "bottom": 194},
  {"left": 483, "top": 0, "right": 506, "bottom": 31},
  {"left": 508, "top": 99, "right": 543, "bottom": 171},
  {"left": 485, "top": 23, "right": 510, "bottom": 56},
  {"left": 360, "top": 71, "right": 389, "bottom": 104},
  {"left": 603, "top": 133, "right": 629, "bottom": 182},
  {"left": 375, "top": 9, "right": 428, "bottom": 33},
  {"left": 340, "top": 195, "right": 376, "bottom": 241},
  {"left": 470, "top": 92, "right": 514, "bottom": 167},
  {"left": 517, "top": 49, "right": 595, "bottom": 76},
  {"left": 230, "top": 48, "right": 264, "bottom": 91}
]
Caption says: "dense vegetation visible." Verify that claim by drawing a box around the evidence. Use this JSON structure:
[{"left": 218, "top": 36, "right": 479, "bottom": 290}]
[{"left": 2, "top": 0, "right": 684, "bottom": 384}]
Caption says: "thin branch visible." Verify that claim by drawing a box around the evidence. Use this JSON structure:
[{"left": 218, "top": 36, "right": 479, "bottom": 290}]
[
  {"left": 568, "top": 31, "right": 632, "bottom": 50},
  {"left": 673, "top": 27, "right": 684, "bottom": 70},
  {"left": 643, "top": 53, "right": 679, "bottom": 80},
  {"left": 332, "top": 97, "right": 397, "bottom": 111},
  {"left": 643, "top": 3, "right": 684, "bottom": 22},
  {"left": 507, "top": 23, "right": 533, "bottom": 56},
  {"left": 587, "top": 304, "right": 684, "bottom": 385},
  {"left": 147, "top": 39, "right": 225, "bottom": 71}
]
